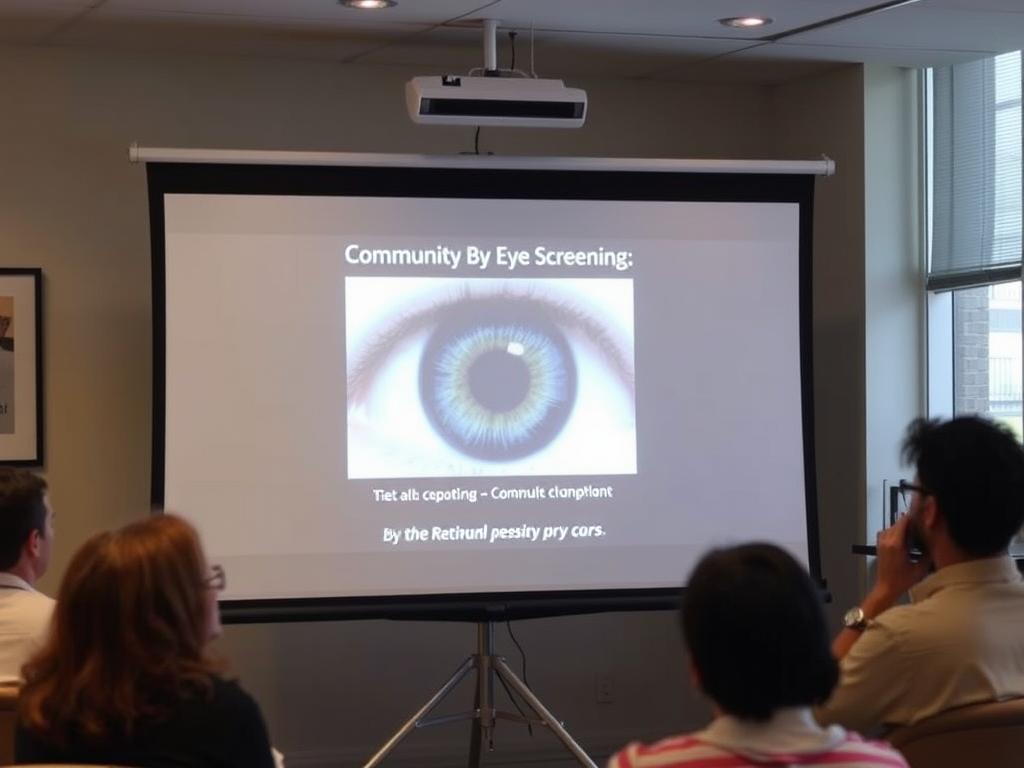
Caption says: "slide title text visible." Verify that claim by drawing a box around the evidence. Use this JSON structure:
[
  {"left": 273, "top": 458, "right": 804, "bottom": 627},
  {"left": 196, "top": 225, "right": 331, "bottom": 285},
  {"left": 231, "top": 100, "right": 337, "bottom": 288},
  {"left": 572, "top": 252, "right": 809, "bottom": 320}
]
[{"left": 344, "top": 244, "right": 634, "bottom": 272}]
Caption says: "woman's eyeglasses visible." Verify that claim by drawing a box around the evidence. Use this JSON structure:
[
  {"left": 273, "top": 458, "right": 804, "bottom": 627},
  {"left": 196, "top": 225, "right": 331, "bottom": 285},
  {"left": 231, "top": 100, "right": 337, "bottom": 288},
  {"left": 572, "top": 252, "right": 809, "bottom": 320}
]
[{"left": 204, "top": 564, "right": 226, "bottom": 592}]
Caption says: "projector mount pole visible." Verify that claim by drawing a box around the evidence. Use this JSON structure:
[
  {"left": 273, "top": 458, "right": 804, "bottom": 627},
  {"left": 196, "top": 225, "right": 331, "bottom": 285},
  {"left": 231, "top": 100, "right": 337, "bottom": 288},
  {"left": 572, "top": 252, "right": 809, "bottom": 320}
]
[
  {"left": 362, "top": 620, "right": 598, "bottom": 768},
  {"left": 483, "top": 18, "right": 499, "bottom": 74}
]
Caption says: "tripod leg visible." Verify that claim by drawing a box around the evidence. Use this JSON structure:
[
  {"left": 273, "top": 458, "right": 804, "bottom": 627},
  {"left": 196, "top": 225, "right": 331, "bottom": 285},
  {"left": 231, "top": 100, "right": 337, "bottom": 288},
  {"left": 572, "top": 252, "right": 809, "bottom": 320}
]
[
  {"left": 494, "top": 659, "right": 598, "bottom": 768},
  {"left": 469, "top": 618, "right": 495, "bottom": 766},
  {"left": 467, "top": 672, "right": 482, "bottom": 768},
  {"left": 469, "top": 642, "right": 495, "bottom": 766},
  {"left": 363, "top": 656, "right": 476, "bottom": 768}
]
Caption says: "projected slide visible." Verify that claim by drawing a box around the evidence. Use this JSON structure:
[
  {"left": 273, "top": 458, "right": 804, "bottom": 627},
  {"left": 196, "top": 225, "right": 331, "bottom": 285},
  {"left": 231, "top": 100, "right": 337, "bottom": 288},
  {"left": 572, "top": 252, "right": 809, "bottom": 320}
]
[
  {"left": 158, "top": 171, "right": 811, "bottom": 605},
  {"left": 346, "top": 277, "right": 636, "bottom": 479}
]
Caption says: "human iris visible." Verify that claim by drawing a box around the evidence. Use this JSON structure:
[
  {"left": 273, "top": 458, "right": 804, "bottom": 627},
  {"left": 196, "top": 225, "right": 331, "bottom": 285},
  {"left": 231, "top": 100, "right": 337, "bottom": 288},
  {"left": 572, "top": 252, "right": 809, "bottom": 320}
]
[
  {"left": 345, "top": 277, "right": 636, "bottom": 479},
  {"left": 420, "top": 304, "right": 576, "bottom": 461}
]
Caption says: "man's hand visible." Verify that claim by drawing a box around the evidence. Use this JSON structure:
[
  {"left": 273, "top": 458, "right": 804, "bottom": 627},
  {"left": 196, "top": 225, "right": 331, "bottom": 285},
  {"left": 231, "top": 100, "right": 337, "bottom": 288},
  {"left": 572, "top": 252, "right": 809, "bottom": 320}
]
[
  {"left": 868, "top": 513, "right": 931, "bottom": 613},
  {"left": 832, "top": 515, "right": 931, "bottom": 660}
]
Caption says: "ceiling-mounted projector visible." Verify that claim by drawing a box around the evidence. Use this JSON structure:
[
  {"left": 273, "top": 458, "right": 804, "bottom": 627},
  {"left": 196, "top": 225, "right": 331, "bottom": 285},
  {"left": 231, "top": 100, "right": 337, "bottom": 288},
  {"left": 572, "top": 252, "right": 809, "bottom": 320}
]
[
  {"left": 405, "top": 19, "right": 587, "bottom": 129},
  {"left": 406, "top": 75, "right": 587, "bottom": 128}
]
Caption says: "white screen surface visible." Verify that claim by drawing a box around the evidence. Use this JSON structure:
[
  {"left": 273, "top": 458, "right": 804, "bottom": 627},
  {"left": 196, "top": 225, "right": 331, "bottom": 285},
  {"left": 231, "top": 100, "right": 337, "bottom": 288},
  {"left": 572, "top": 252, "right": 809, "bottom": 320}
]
[{"left": 158, "top": 174, "right": 812, "bottom": 604}]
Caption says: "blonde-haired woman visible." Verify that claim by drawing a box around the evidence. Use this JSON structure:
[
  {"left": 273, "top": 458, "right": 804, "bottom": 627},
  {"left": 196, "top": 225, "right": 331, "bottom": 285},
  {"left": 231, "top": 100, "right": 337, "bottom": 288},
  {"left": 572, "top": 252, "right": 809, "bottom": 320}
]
[{"left": 16, "top": 514, "right": 275, "bottom": 768}]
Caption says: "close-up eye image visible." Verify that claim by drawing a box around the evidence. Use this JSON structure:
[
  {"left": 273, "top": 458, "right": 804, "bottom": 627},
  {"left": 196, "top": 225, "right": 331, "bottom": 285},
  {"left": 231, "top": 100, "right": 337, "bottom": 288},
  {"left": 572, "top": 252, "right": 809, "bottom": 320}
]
[{"left": 346, "top": 277, "right": 636, "bottom": 479}]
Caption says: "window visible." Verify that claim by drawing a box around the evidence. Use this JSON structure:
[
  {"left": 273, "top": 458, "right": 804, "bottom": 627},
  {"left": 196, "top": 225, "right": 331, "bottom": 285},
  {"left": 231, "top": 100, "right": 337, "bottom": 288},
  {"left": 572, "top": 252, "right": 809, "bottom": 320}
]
[
  {"left": 928, "top": 283, "right": 1022, "bottom": 438},
  {"left": 926, "top": 52, "right": 1023, "bottom": 442}
]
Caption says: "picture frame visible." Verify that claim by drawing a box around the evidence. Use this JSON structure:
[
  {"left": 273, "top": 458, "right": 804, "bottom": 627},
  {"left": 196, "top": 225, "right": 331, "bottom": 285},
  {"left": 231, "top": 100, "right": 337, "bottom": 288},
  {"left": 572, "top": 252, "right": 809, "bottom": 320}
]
[{"left": 0, "top": 269, "right": 42, "bottom": 465}]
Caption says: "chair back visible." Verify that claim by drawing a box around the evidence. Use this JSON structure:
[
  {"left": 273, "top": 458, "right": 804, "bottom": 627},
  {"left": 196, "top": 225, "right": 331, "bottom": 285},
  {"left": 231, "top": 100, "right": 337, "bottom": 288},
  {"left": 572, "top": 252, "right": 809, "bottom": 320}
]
[
  {"left": 887, "top": 697, "right": 1024, "bottom": 768},
  {"left": 0, "top": 684, "right": 18, "bottom": 766}
]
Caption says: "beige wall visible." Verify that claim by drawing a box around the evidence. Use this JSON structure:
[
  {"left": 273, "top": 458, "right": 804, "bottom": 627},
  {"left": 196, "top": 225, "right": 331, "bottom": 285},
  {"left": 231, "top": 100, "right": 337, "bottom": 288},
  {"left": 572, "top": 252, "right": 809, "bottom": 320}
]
[
  {"left": 0, "top": 43, "right": 892, "bottom": 766},
  {"left": 768, "top": 65, "right": 870, "bottom": 626},
  {"left": 863, "top": 64, "right": 926, "bottom": 564}
]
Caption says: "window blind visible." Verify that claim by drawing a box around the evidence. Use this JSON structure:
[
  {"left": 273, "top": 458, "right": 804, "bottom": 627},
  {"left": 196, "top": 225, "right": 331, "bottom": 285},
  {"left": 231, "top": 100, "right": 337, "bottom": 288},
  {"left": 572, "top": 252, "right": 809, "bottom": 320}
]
[{"left": 930, "top": 52, "right": 1022, "bottom": 290}]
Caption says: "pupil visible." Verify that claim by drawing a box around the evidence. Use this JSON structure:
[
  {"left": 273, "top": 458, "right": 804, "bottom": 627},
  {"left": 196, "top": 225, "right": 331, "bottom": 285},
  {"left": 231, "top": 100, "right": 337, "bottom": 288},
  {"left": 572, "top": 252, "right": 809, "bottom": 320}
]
[{"left": 467, "top": 349, "right": 530, "bottom": 412}]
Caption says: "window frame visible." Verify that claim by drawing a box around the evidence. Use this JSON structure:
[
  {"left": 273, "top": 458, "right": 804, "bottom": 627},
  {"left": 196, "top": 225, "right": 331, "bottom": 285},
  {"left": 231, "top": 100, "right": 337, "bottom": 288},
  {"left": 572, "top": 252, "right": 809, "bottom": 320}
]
[{"left": 924, "top": 53, "right": 1023, "bottom": 437}]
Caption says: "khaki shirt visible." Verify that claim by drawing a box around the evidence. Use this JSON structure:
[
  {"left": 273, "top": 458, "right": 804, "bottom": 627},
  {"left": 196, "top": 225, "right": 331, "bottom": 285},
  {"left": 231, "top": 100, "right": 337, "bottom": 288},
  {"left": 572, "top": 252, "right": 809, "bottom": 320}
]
[
  {"left": 0, "top": 572, "right": 53, "bottom": 683},
  {"left": 818, "top": 556, "right": 1024, "bottom": 733}
]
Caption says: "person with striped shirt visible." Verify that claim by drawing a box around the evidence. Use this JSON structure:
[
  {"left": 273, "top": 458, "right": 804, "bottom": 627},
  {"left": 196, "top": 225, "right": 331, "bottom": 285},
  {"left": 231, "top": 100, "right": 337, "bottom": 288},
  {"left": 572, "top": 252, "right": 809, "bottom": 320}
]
[{"left": 608, "top": 544, "right": 907, "bottom": 768}]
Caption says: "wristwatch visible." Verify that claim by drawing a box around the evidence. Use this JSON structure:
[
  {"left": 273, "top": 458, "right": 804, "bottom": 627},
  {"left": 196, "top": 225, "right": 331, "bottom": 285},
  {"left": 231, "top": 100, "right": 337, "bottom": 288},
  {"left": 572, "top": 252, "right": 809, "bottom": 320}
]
[{"left": 843, "top": 606, "right": 869, "bottom": 631}]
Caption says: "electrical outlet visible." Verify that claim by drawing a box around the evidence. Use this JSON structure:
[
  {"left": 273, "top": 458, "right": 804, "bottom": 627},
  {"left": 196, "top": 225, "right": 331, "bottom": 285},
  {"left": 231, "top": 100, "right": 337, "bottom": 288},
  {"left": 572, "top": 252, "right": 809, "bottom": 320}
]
[{"left": 596, "top": 674, "right": 614, "bottom": 703}]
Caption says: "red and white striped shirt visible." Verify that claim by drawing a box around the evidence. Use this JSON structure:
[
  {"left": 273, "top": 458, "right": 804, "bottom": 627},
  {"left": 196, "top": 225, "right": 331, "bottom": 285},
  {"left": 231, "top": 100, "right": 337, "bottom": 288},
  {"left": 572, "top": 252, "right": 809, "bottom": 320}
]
[{"left": 608, "top": 708, "right": 907, "bottom": 768}]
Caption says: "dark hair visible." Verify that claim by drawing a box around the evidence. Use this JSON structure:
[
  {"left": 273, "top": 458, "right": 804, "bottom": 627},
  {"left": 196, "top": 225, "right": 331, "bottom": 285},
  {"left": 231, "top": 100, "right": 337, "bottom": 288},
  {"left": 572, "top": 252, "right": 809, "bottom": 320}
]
[
  {"left": 20, "top": 515, "right": 220, "bottom": 745},
  {"left": 681, "top": 543, "right": 838, "bottom": 721},
  {"left": 902, "top": 416, "right": 1024, "bottom": 557},
  {"left": 0, "top": 468, "right": 48, "bottom": 570}
]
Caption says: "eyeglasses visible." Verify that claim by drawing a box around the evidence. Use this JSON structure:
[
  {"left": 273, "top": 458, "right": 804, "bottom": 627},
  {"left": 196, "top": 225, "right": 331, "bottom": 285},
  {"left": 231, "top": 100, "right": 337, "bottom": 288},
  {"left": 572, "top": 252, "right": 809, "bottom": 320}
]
[
  {"left": 899, "top": 480, "right": 931, "bottom": 509},
  {"left": 204, "top": 564, "right": 226, "bottom": 592}
]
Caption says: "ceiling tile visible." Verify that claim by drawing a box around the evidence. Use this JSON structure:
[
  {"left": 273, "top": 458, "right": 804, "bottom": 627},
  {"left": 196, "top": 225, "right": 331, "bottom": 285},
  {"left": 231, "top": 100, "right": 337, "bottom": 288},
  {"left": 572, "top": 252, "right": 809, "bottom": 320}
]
[
  {"left": 0, "top": 1, "right": 1020, "bottom": 81},
  {"left": 344, "top": 26, "right": 484, "bottom": 69},
  {"left": 454, "top": 0, "right": 887, "bottom": 38},
  {"left": 923, "top": 1, "right": 1024, "bottom": 11},
  {"left": 48, "top": 13, "right": 425, "bottom": 59},
  {"left": 98, "top": 0, "right": 488, "bottom": 25},
  {"left": 730, "top": 40, "right": 988, "bottom": 68},
  {"left": 526, "top": 34, "right": 753, "bottom": 79},
  {"left": 786, "top": 6, "right": 1024, "bottom": 58},
  {"left": 355, "top": 25, "right": 751, "bottom": 78}
]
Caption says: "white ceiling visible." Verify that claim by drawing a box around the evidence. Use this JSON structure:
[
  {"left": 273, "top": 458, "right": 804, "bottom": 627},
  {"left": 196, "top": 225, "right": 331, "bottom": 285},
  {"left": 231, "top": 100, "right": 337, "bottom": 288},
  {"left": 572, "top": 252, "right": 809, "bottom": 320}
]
[{"left": 2, "top": 0, "right": 1023, "bottom": 83}]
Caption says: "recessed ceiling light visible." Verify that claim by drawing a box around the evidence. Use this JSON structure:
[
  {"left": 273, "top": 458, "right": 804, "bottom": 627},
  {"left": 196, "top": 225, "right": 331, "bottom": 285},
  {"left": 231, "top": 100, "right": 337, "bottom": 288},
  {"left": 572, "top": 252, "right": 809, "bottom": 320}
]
[
  {"left": 719, "top": 16, "right": 773, "bottom": 28},
  {"left": 341, "top": 0, "right": 397, "bottom": 9}
]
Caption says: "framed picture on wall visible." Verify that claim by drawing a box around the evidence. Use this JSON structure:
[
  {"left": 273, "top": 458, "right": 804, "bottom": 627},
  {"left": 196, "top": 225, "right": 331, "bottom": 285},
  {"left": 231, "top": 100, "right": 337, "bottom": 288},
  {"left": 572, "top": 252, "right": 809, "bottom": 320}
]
[{"left": 0, "top": 269, "right": 43, "bottom": 465}]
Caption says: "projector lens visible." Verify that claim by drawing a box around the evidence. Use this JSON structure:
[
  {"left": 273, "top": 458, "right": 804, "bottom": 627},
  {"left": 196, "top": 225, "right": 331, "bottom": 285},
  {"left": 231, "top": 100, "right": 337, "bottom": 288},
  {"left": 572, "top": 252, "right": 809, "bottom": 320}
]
[{"left": 420, "top": 305, "right": 576, "bottom": 461}]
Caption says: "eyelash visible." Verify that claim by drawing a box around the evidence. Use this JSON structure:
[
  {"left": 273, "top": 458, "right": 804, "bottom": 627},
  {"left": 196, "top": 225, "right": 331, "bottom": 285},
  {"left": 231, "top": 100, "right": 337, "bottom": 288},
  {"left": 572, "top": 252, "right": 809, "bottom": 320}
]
[{"left": 347, "top": 284, "right": 634, "bottom": 405}]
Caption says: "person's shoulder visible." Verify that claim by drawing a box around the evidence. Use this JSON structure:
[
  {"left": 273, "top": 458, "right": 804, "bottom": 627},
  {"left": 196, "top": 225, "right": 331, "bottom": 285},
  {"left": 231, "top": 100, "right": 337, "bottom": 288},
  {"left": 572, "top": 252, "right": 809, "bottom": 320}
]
[
  {"left": 862, "top": 600, "right": 934, "bottom": 646},
  {"left": 608, "top": 735, "right": 724, "bottom": 767},
  {"left": 206, "top": 675, "right": 268, "bottom": 725},
  {"left": 209, "top": 675, "right": 261, "bottom": 709},
  {"left": 870, "top": 589, "right": 983, "bottom": 652},
  {"left": 204, "top": 675, "right": 274, "bottom": 766},
  {"left": 0, "top": 586, "right": 54, "bottom": 608},
  {"left": 835, "top": 731, "right": 909, "bottom": 765},
  {"left": 24, "top": 590, "right": 54, "bottom": 614},
  {"left": 2, "top": 589, "right": 55, "bottom": 630}
]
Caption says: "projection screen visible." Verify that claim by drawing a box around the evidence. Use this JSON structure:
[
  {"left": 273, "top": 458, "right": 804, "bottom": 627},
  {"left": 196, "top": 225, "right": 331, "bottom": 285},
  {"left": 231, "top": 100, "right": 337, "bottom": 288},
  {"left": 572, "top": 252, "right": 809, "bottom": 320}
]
[{"left": 147, "top": 154, "right": 821, "bottom": 621}]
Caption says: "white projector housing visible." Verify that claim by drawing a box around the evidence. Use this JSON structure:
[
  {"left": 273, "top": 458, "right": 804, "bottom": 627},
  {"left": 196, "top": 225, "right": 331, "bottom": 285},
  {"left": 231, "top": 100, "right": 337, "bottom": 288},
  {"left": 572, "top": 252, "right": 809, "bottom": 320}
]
[{"left": 406, "top": 75, "right": 587, "bottom": 128}]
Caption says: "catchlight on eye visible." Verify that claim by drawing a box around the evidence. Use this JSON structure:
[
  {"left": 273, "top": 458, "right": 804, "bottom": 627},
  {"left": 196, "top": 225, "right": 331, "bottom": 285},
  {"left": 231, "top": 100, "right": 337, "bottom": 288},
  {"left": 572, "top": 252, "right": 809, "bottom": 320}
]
[{"left": 420, "top": 302, "right": 577, "bottom": 462}]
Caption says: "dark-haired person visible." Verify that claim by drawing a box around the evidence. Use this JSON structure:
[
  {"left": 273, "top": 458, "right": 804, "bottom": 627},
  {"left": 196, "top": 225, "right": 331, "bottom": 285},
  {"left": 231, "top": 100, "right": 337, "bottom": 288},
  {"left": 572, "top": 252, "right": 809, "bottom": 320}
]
[
  {"left": 15, "top": 514, "right": 276, "bottom": 768},
  {"left": 0, "top": 467, "right": 54, "bottom": 683},
  {"left": 608, "top": 544, "right": 906, "bottom": 768},
  {"left": 819, "top": 416, "right": 1024, "bottom": 732}
]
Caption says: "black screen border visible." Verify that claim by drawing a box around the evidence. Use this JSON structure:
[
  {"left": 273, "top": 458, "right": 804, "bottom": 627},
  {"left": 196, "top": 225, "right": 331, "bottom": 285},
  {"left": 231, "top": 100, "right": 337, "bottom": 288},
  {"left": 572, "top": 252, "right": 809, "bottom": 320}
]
[{"left": 148, "top": 160, "right": 820, "bottom": 623}]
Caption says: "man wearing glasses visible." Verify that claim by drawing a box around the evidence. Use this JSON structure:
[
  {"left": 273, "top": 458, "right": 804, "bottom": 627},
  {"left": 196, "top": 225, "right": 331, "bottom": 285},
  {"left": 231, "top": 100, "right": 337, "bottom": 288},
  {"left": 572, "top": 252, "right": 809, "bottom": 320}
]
[{"left": 817, "top": 416, "right": 1024, "bottom": 732}]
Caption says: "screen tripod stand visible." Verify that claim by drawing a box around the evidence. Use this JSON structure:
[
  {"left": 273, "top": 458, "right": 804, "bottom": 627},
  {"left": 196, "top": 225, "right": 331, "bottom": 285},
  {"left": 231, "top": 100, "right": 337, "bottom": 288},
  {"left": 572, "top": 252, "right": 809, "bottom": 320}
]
[{"left": 363, "top": 620, "right": 598, "bottom": 767}]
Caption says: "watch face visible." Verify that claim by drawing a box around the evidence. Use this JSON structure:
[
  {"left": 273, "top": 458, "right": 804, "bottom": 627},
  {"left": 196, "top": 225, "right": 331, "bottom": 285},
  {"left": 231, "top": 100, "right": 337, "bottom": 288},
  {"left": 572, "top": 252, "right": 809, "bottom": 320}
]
[{"left": 844, "top": 607, "right": 865, "bottom": 628}]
